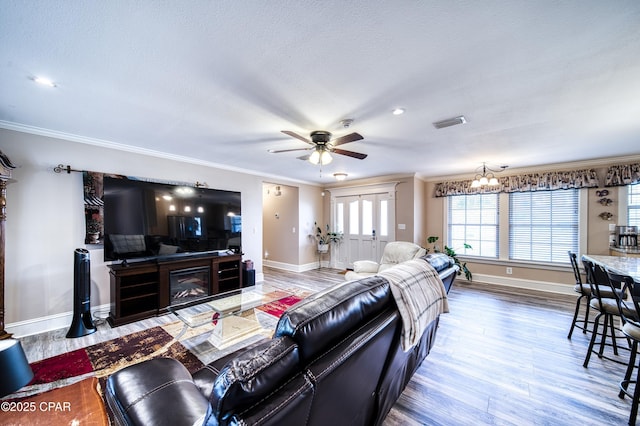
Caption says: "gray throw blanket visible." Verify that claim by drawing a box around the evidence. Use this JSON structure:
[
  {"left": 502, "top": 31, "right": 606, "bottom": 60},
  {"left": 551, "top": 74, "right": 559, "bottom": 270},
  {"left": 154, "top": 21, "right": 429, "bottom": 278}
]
[{"left": 378, "top": 259, "right": 449, "bottom": 351}]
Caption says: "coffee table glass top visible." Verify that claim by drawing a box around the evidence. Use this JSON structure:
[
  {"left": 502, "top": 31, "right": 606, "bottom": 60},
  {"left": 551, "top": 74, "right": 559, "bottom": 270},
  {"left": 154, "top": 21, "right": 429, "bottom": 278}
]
[{"left": 169, "top": 284, "right": 292, "bottom": 329}]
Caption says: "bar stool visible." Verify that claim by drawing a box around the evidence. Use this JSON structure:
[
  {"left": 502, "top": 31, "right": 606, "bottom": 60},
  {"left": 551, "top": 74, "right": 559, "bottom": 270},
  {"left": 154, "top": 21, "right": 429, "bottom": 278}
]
[
  {"left": 606, "top": 270, "right": 640, "bottom": 426},
  {"left": 582, "top": 258, "right": 626, "bottom": 368},
  {"left": 567, "top": 251, "right": 591, "bottom": 339}
]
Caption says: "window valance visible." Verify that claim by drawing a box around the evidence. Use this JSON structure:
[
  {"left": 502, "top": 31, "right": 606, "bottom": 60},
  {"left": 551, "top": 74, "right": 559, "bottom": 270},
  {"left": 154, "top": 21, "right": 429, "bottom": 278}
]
[
  {"left": 604, "top": 163, "right": 640, "bottom": 187},
  {"left": 434, "top": 169, "right": 600, "bottom": 197}
]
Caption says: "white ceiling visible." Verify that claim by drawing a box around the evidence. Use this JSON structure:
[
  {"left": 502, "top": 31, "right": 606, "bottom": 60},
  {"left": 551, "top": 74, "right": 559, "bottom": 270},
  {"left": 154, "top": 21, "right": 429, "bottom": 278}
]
[{"left": 1, "top": 1, "right": 640, "bottom": 184}]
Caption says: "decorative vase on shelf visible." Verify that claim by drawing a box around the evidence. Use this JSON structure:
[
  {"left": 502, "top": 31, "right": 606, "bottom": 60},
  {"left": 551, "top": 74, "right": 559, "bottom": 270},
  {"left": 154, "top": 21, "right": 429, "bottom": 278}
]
[{"left": 87, "top": 232, "right": 100, "bottom": 244}]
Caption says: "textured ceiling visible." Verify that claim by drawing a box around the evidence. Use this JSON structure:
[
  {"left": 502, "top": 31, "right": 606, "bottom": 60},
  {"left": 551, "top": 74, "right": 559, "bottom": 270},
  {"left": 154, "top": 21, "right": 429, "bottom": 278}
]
[{"left": 1, "top": 1, "right": 640, "bottom": 184}]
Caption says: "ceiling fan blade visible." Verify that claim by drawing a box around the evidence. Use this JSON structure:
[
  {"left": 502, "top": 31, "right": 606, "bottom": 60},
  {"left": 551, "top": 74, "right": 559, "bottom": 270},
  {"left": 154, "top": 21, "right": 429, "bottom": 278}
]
[
  {"left": 281, "top": 130, "right": 314, "bottom": 145},
  {"left": 333, "top": 148, "right": 368, "bottom": 160},
  {"left": 268, "top": 147, "right": 312, "bottom": 154},
  {"left": 332, "top": 132, "right": 363, "bottom": 146}
]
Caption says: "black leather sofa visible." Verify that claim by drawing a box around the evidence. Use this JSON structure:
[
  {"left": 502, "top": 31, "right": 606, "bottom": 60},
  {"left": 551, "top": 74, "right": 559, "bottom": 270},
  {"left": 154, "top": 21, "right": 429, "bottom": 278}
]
[{"left": 105, "top": 254, "right": 456, "bottom": 426}]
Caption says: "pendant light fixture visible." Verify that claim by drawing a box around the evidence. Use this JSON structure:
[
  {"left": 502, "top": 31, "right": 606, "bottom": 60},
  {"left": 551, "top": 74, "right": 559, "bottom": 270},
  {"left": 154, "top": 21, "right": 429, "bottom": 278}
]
[{"left": 470, "top": 162, "right": 508, "bottom": 188}]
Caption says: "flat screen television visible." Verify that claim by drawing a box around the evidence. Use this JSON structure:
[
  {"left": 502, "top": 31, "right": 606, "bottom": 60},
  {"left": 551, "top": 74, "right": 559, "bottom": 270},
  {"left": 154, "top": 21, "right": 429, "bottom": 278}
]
[{"left": 103, "top": 176, "right": 241, "bottom": 262}]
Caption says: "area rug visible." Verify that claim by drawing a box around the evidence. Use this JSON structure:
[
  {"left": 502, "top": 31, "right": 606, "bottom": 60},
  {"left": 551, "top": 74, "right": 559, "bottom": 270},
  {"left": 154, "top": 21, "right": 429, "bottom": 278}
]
[
  {"left": 14, "top": 326, "right": 203, "bottom": 399},
  {"left": 255, "top": 294, "right": 306, "bottom": 317}
]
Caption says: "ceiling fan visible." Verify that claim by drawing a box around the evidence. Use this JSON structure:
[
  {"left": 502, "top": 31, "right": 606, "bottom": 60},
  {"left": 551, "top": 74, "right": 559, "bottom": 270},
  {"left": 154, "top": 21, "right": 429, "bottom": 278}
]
[{"left": 268, "top": 130, "right": 367, "bottom": 165}]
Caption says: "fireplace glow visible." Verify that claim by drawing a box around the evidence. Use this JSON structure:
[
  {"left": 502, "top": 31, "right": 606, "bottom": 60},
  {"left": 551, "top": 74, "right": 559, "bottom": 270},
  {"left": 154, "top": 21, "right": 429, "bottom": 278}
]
[{"left": 170, "top": 266, "right": 210, "bottom": 305}]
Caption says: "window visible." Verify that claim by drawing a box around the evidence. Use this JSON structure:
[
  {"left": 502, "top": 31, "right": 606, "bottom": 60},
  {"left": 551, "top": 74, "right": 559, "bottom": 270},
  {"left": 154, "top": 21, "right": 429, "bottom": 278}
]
[
  {"left": 335, "top": 202, "right": 345, "bottom": 234},
  {"left": 448, "top": 193, "right": 498, "bottom": 257},
  {"left": 379, "top": 200, "right": 388, "bottom": 236},
  {"left": 349, "top": 200, "right": 359, "bottom": 234},
  {"left": 362, "top": 199, "right": 373, "bottom": 236},
  {"left": 509, "top": 189, "right": 578, "bottom": 263},
  {"left": 629, "top": 183, "right": 640, "bottom": 227}
]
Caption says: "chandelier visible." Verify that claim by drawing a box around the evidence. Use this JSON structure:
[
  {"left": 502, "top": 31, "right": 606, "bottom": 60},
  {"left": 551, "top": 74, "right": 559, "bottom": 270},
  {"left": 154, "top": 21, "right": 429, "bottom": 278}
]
[{"left": 470, "top": 162, "right": 508, "bottom": 188}]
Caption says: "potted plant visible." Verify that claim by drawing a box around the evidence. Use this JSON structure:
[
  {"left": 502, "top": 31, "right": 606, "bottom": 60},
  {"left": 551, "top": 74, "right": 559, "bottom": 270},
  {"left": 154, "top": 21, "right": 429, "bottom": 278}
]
[
  {"left": 315, "top": 222, "right": 343, "bottom": 253},
  {"left": 426, "top": 236, "right": 473, "bottom": 281},
  {"left": 86, "top": 218, "right": 102, "bottom": 244}
]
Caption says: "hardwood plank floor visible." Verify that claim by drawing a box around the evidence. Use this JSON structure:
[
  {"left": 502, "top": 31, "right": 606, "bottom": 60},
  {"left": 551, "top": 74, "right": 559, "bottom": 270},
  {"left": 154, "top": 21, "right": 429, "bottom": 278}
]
[
  {"left": 383, "top": 281, "right": 635, "bottom": 426},
  {"left": 17, "top": 267, "right": 637, "bottom": 425}
]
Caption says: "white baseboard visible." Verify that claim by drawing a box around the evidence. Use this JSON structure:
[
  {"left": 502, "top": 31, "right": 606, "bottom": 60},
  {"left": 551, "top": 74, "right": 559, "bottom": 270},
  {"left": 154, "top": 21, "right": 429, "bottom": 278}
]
[
  {"left": 463, "top": 273, "right": 574, "bottom": 296},
  {"left": 6, "top": 303, "right": 111, "bottom": 338},
  {"left": 263, "top": 259, "right": 323, "bottom": 272}
]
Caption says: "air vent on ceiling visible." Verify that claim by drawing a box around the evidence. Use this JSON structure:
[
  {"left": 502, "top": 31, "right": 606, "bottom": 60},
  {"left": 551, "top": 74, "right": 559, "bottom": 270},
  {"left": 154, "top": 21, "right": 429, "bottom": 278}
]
[{"left": 433, "top": 115, "right": 467, "bottom": 129}]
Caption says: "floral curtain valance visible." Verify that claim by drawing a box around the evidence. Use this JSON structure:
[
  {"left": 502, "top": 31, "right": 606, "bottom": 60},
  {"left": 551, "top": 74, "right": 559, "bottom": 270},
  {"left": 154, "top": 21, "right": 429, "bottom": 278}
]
[
  {"left": 604, "top": 163, "right": 640, "bottom": 187},
  {"left": 434, "top": 169, "right": 600, "bottom": 197}
]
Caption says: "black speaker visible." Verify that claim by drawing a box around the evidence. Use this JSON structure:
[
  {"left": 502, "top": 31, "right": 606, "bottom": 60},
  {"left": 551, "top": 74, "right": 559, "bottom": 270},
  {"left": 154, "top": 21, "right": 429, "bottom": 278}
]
[
  {"left": 66, "top": 248, "right": 97, "bottom": 338},
  {"left": 242, "top": 270, "right": 255, "bottom": 288}
]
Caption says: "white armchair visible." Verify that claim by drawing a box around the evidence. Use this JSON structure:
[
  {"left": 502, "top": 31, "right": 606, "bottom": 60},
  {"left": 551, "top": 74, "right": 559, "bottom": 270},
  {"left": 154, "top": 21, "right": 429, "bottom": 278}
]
[{"left": 344, "top": 241, "right": 427, "bottom": 280}]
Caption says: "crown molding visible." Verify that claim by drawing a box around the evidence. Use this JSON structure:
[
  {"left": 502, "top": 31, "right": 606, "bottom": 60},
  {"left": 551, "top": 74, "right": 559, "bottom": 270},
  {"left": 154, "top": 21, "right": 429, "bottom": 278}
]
[{"left": 0, "top": 120, "right": 319, "bottom": 186}]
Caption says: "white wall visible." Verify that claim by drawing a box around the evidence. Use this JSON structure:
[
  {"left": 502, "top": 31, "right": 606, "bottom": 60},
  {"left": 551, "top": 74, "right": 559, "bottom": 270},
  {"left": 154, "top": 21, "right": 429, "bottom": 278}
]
[{"left": 1, "top": 128, "right": 271, "bottom": 336}]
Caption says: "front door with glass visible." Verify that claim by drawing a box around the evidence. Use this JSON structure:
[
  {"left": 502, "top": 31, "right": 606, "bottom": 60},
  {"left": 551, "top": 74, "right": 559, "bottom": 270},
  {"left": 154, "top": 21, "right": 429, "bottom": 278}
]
[{"left": 332, "top": 193, "right": 395, "bottom": 269}]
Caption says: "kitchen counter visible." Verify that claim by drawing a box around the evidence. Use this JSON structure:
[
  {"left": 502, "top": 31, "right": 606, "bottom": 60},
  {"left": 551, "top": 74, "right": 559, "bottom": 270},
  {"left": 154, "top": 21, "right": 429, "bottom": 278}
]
[
  {"left": 583, "top": 254, "right": 640, "bottom": 282},
  {"left": 609, "top": 247, "right": 640, "bottom": 258}
]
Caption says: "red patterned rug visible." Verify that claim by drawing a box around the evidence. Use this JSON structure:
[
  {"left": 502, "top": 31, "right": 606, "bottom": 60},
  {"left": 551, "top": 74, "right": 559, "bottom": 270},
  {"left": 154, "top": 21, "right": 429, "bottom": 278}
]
[
  {"left": 16, "top": 326, "right": 203, "bottom": 399},
  {"left": 255, "top": 295, "right": 305, "bottom": 317}
]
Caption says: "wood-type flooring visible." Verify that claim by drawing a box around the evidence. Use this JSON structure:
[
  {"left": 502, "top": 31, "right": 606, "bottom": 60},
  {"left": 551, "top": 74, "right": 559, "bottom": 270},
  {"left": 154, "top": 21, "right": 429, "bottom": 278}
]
[{"left": 17, "top": 267, "right": 638, "bottom": 425}]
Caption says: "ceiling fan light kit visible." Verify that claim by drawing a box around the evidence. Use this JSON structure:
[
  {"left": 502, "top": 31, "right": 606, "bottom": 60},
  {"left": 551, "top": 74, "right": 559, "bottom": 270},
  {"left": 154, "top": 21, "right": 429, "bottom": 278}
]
[
  {"left": 308, "top": 148, "right": 333, "bottom": 165},
  {"left": 433, "top": 115, "right": 467, "bottom": 129}
]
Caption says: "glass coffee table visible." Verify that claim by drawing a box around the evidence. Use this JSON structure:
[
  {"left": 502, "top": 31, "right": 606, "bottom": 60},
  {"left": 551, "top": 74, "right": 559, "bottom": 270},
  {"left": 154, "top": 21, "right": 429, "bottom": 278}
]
[{"left": 169, "top": 284, "right": 293, "bottom": 349}]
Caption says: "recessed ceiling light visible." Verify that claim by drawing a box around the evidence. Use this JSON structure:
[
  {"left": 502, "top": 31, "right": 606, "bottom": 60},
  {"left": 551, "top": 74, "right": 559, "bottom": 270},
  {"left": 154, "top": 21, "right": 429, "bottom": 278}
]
[
  {"left": 392, "top": 108, "right": 405, "bottom": 115},
  {"left": 33, "top": 76, "right": 57, "bottom": 87}
]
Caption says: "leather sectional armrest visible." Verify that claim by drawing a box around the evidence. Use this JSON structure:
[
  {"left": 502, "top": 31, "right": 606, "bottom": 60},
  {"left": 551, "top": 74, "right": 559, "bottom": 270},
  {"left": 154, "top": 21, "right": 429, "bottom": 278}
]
[
  {"left": 192, "top": 337, "right": 270, "bottom": 397},
  {"left": 106, "top": 357, "right": 209, "bottom": 426},
  {"left": 208, "top": 337, "right": 300, "bottom": 420}
]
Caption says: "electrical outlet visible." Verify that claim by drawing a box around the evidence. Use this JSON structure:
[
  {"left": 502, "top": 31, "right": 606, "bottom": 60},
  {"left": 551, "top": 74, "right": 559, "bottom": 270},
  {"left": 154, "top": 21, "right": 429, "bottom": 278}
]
[{"left": 506, "top": 267, "right": 513, "bottom": 275}]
